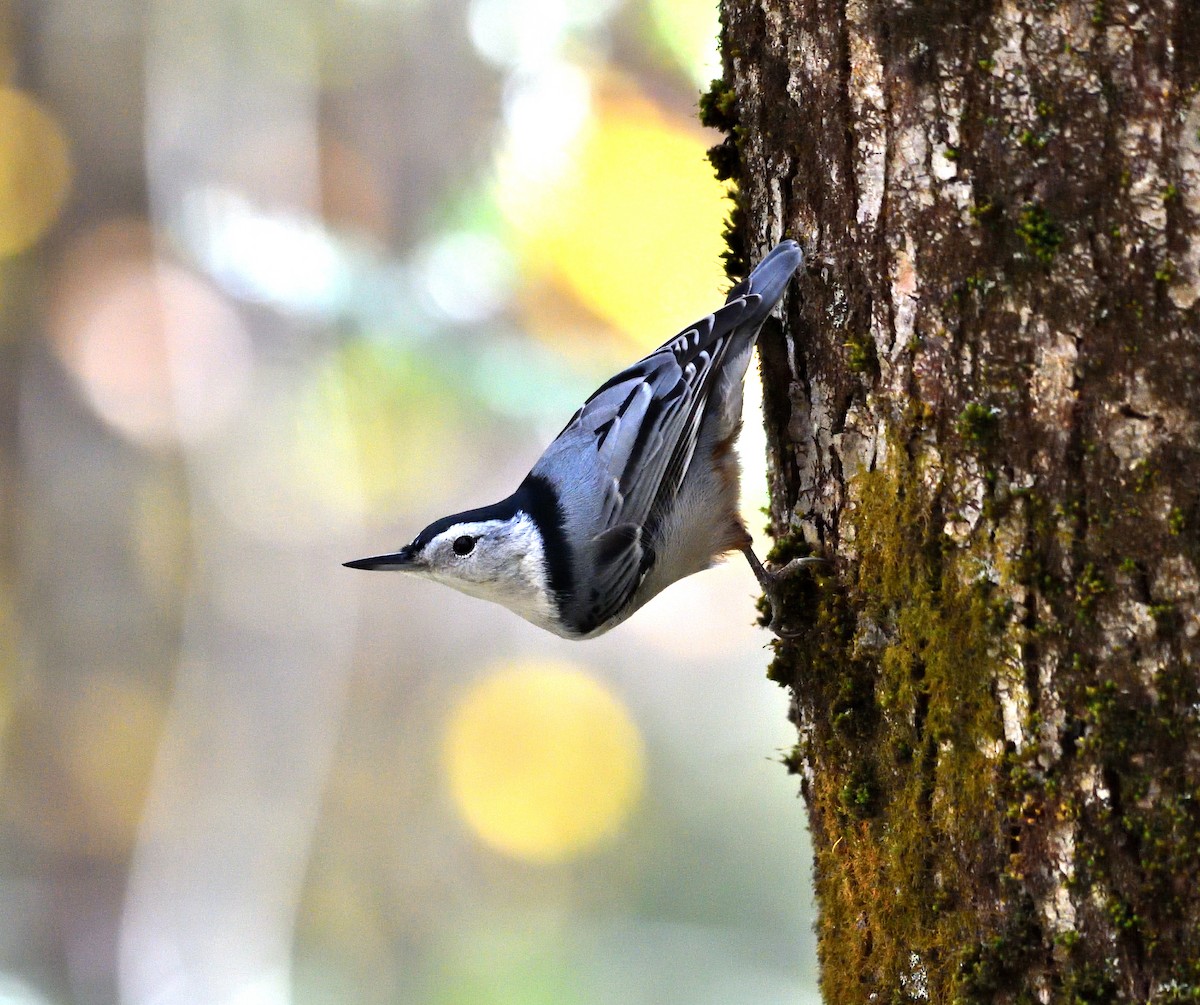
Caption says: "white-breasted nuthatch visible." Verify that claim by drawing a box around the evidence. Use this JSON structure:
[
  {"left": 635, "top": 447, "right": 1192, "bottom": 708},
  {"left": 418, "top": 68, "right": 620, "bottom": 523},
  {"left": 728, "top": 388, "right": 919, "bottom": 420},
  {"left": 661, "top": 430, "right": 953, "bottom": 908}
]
[{"left": 346, "top": 240, "right": 818, "bottom": 638}]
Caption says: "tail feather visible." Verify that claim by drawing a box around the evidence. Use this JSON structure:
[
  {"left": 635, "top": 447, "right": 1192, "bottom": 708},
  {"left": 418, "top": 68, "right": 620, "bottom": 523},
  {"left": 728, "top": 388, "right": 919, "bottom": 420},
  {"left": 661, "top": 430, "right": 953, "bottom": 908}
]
[{"left": 725, "top": 239, "right": 803, "bottom": 310}]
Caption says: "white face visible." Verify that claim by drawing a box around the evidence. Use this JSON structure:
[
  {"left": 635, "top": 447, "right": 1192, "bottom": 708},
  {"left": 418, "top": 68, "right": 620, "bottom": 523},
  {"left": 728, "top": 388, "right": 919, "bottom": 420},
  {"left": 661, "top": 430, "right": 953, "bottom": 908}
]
[
  {"left": 416, "top": 519, "right": 518, "bottom": 588},
  {"left": 408, "top": 514, "right": 558, "bottom": 629}
]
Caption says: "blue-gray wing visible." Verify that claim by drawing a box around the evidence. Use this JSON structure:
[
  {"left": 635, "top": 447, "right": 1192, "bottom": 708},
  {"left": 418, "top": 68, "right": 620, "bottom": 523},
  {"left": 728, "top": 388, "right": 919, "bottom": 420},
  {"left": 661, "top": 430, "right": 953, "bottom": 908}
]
[
  {"left": 536, "top": 241, "right": 802, "bottom": 634},
  {"left": 552, "top": 309, "right": 747, "bottom": 630}
]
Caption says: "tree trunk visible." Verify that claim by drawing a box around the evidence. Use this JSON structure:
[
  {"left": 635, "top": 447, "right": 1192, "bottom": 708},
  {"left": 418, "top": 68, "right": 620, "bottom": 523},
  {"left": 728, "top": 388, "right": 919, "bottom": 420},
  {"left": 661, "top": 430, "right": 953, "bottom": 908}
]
[{"left": 709, "top": 1, "right": 1200, "bottom": 1001}]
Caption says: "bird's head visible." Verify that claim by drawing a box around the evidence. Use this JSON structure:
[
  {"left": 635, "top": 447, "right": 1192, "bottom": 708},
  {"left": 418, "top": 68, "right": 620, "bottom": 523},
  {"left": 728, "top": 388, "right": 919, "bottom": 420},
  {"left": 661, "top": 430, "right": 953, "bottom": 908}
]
[{"left": 346, "top": 506, "right": 559, "bottom": 625}]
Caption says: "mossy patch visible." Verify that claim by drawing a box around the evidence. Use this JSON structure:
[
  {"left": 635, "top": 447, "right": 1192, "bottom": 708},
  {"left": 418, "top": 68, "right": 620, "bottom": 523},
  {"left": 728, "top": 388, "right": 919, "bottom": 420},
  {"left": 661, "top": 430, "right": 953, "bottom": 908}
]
[
  {"left": 843, "top": 330, "right": 879, "bottom": 376},
  {"left": 956, "top": 402, "right": 1000, "bottom": 449},
  {"left": 698, "top": 77, "right": 738, "bottom": 132},
  {"left": 698, "top": 76, "right": 748, "bottom": 282},
  {"left": 775, "top": 441, "right": 1018, "bottom": 1002},
  {"left": 1015, "top": 203, "right": 1064, "bottom": 265},
  {"left": 779, "top": 436, "right": 1200, "bottom": 1002}
]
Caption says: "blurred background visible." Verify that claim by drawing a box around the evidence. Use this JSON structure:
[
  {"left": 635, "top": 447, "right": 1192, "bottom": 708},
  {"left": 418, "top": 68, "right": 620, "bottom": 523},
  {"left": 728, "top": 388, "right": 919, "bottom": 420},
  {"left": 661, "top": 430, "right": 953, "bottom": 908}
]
[{"left": 0, "top": 0, "right": 818, "bottom": 1002}]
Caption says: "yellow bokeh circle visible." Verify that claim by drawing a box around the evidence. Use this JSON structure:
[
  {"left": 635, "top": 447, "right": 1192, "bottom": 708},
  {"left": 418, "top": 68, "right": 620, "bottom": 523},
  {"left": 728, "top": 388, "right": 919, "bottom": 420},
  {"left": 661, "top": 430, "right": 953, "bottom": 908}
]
[
  {"left": 0, "top": 88, "right": 72, "bottom": 256},
  {"left": 444, "top": 663, "right": 644, "bottom": 863},
  {"left": 504, "top": 87, "right": 730, "bottom": 348}
]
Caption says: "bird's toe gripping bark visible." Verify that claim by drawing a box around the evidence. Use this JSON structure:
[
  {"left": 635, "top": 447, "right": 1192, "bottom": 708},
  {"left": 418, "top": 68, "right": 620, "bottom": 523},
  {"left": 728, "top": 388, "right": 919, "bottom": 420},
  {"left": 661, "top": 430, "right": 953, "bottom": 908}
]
[{"left": 741, "top": 547, "right": 826, "bottom": 638}]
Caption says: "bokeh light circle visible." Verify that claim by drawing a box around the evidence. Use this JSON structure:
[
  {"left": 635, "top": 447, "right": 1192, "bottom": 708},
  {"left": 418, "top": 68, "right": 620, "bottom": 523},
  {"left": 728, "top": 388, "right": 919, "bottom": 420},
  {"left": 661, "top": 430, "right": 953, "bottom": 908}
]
[
  {"left": 444, "top": 663, "right": 643, "bottom": 863},
  {"left": 47, "top": 218, "right": 252, "bottom": 447},
  {"left": 500, "top": 87, "right": 730, "bottom": 348},
  {"left": 0, "top": 88, "right": 72, "bottom": 256}
]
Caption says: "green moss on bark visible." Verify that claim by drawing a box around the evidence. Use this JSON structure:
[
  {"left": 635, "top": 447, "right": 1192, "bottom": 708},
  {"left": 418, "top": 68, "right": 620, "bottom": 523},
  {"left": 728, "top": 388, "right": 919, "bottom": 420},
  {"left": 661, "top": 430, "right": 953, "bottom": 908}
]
[
  {"left": 773, "top": 443, "right": 1023, "bottom": 1002},
  {"left": 698, "top": 75, "right": 748, "bottom": 282}
]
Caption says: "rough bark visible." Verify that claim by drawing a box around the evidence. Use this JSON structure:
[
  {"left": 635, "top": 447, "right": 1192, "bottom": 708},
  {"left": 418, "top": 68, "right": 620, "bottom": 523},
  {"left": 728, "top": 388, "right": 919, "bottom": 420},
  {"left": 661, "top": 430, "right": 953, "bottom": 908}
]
[{"left": 709, "top": 1, "right": 1200, "bottom": 1001}]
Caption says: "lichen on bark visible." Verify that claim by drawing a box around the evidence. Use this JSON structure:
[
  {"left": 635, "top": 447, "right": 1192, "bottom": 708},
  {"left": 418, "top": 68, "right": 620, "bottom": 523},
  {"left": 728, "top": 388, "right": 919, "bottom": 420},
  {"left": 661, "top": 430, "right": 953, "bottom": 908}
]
[{"left": 712, "top": 0, "right": 1200, "bottom": 1000}]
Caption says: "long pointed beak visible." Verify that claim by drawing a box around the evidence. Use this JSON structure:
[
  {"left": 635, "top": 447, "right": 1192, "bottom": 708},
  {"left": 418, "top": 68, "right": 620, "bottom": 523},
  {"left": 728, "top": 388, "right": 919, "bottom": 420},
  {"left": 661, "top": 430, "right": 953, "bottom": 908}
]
[{"left": 343, "top": 545, "right": 417, "bottom": 571}]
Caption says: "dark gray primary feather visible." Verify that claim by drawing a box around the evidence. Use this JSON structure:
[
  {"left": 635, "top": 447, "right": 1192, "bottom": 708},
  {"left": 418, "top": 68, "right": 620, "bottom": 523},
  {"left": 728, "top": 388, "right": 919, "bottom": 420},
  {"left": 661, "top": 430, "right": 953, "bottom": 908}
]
[{"left": 536, "top": 240, "right": 803, "bottom": 635}]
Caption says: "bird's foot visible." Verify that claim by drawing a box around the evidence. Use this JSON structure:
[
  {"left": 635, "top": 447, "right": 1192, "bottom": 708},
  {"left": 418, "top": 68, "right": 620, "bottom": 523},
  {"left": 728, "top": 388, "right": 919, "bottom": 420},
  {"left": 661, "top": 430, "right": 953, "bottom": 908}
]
[{"left": 742, "top": 548, "right": 826, "bottom": 639}]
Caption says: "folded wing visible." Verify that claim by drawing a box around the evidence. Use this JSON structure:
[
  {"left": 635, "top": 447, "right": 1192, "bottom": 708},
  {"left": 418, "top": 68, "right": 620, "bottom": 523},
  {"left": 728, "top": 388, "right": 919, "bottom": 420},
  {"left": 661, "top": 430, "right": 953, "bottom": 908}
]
[{"left": 534, "top": 240, "right": 803, "bottom": 635}]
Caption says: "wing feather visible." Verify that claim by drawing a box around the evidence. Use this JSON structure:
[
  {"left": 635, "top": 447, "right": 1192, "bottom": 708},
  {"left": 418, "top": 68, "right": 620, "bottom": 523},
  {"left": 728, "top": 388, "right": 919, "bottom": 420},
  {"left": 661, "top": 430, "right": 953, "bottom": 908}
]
[{"left": 552, "top": 306, "right": 756, "bottom": 633}]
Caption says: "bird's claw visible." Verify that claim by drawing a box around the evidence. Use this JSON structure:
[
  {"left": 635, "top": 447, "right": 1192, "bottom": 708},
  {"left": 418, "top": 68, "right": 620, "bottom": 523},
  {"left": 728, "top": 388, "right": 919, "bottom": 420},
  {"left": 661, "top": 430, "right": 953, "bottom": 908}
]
[{"left": 743, "top": 549, "right": 827, "bottom": 639}]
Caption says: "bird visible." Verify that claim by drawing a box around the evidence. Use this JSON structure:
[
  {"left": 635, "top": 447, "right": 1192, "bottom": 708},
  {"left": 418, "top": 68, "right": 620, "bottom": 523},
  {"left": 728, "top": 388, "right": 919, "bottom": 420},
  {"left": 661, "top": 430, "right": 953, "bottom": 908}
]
[{"left": 345, "top": 239, "right": 820, "bottom": 639}]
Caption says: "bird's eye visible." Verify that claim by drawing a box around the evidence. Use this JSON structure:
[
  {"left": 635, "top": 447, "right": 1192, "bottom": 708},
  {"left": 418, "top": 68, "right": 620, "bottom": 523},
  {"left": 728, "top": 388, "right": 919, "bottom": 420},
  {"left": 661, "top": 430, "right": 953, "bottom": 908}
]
[{"left": 452, "top": 535, "right": 477, "bottom": 556}]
